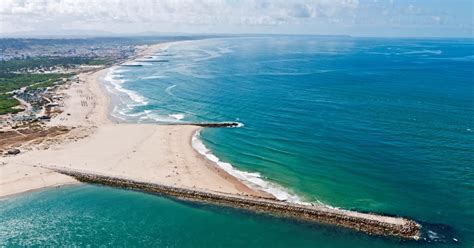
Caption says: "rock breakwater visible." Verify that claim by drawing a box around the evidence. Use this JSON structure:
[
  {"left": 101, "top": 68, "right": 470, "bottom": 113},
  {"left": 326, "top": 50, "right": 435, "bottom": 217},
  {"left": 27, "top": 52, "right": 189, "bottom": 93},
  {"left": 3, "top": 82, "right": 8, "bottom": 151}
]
[{"left": 49, "top": 167, "right": 421, "bottom": 240}]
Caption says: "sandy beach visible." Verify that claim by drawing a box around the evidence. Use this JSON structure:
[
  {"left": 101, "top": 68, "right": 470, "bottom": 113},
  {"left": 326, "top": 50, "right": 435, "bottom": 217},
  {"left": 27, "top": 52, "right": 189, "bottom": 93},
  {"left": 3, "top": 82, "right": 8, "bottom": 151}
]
[
  {"left": 0, "top": 41, "right": 424, "bottom": 240},
  {"left": 0, "top": 43, "right": 264, "bottom": 198}
]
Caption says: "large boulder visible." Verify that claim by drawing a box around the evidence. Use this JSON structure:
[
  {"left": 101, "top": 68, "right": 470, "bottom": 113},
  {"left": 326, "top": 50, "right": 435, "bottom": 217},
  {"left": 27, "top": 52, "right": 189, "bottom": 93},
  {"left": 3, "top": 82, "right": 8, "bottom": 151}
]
[{"left": 6, "top": 148, "right": 20, "bottom": 155}]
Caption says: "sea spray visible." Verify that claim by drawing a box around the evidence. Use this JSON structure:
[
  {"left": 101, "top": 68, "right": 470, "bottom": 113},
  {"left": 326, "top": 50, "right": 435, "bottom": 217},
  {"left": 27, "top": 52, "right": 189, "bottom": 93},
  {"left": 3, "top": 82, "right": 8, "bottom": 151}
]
[
  {"left": 192, "top": 130, "right": 307, "bottom": 204},
  {"left": 165, "top": 84, "right": 177, "bottom": 96},
  {"left": 169, "top": 113, "right": 185, "bottom": 121},
  {"left": 98, "top": 37, "right": 474, "bottom": 245},
  {"left": 104, "top": 67, "right": 182, "bottom": 123},
  {"left": 103, "top": 67, "right": 149, "bottom": 109}
]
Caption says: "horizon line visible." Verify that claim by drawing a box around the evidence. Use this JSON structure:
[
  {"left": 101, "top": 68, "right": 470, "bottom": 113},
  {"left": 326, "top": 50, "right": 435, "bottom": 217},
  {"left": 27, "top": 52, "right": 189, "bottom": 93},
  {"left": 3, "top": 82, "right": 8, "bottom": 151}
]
[{"left": 1, "top": 32, "right": 473, "bottom": 40}]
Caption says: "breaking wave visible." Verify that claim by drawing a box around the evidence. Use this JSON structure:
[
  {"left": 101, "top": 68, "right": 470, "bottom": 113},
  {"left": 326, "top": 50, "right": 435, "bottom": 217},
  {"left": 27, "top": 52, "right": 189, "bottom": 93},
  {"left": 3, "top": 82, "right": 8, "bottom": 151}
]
[
  {"left": 169, "top": 113, "right": 185, "bottom": 121},
  {"left": 104, "top": 67, "right": 149, "bottom": 107},
  {"left": 192, "top": 130, "right": 307, "bottom": 204}
]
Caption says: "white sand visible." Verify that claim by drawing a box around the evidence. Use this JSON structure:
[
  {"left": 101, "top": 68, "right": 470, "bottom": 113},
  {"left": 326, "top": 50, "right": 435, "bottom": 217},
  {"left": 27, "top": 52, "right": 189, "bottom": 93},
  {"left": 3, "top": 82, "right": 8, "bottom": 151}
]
[
  {"left": 1, "top": 43, "right": 263, "bottom": 198},
  {"left": 0, "top": 43, "right": 415, "bottom": 234}
]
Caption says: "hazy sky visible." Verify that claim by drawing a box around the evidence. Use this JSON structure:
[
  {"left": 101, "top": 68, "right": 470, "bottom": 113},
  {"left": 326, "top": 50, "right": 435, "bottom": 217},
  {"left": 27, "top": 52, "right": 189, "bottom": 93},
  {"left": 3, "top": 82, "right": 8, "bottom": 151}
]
[{"left": 1, "top": 0, "right": 473, "bottom": 37}]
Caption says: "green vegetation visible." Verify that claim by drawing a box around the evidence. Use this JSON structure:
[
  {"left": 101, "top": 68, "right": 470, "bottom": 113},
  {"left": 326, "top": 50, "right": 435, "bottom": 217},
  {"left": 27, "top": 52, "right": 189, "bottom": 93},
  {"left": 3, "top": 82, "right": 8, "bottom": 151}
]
[
  {"left": 0, "top": 73, "right": 71, "bottom": 93},
  {"left": 0, "top": 53, "right": 112, "bottom": 115},
  {"left": 0, "top": 57, "right": 110, "bottom": 73},
  {"left": 0, "top": 73, "right": 71, "bottom": 115},
  {"left": 84, "top": 58, "right": 112, "bottom": 65},
  {"left": 0, "top": 95, "right": 22, "bottom": 115}
]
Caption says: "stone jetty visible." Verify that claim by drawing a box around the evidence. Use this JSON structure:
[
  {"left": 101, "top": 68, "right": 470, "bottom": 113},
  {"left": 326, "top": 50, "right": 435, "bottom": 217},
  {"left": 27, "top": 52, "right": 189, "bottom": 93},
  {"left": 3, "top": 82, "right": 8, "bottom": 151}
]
[
  {"left": 135, "top": 59, "right": 169, "bottom": 63},
  {"left": 49, "top": 167, "right": 421, "bottom": 240},
  {"left": 120, "top": 64, "right": 143, "bottom": 67},
  {"left": 173, "top": 122, "right": 242, "bottom": 128}
]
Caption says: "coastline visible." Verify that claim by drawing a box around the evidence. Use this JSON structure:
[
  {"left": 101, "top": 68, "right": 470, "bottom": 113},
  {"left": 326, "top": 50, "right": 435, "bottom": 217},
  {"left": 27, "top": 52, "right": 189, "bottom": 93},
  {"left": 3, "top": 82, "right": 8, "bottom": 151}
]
[
  {"left": 1, "top": 42, "right": 265, "bottom": 199},
  {"left": 0, "top": 41, "right": 423, "bottom": 240},
  {"left": 46, "top": 167, "right": 422, "bottom": 240}
]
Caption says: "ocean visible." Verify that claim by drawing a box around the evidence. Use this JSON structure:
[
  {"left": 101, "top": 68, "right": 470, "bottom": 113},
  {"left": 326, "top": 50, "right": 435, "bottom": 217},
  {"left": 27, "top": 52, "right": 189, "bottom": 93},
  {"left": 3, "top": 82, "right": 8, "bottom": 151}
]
[{"left": 1, "top": 36, "right": 473, "bottom": 247}]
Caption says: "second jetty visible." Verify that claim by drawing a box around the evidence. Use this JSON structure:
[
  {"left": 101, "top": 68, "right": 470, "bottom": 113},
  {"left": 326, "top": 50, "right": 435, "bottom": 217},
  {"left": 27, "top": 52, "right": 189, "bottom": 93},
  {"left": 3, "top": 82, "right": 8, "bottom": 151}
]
[{"left": 171, "top": 121, "right": 242, "bottom": 128}]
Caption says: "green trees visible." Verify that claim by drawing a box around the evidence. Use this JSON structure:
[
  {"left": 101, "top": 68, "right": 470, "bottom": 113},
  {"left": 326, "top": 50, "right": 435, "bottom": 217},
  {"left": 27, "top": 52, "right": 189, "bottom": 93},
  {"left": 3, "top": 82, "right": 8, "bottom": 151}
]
[
  {"left": 0, "top": 57, "right": 108, "bottom": 72},
  {"left": 0, "top": 95, "right": 22, "bottom": 115},
  {"left": 0, "top": 73, "right": 71, "bottom": 115}
]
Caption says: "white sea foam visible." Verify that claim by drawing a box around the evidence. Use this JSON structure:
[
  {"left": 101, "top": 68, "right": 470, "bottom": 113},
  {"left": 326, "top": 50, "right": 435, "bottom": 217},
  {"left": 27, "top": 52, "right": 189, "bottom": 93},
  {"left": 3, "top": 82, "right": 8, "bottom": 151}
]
[
  {"left": 169, "top": 113, "right": 185, "bottom": 121},
  {"left": 104, "top": 68, "right": 187, "bottom": 123},
  {"left": 194, "top": 48, "right": 222, "bottom": 62},
  {"left": 217, "top": 46, "right": 234, "bottom": 54},
  {"left": 121, "top": 62, "right": 152, "bottom": 66},
  {"left": 171, "top": 65, "right": 214, "bottom": 79},
  {"left": 402, "top": 49, "right": 442, "bottom": 55},
  {"left": 192, "top": 130, "right": 308, "bottom": 204},
  {"left": 427, "top": 230, "right": 441, "bottom": 241},
  {"left": 141, "top": 75, "right": 168, "bottom": 80},
  {"left": 430, "top": 54, "right": 474, "bottom": 62},
  {"left": 104, "top": 67, "right": 149, "bottom": 107},
  {"left": 112, "top": 69, "right": 128, "bottom": 74},
  {"left": 165, "top": 84, "right": 177, "bottom": 96},
  {"left": 157, "top": 43, "right": 172, "bottom": 52},
  {"left": 136, "top": 110, "right": 180, "bottom": 122}
]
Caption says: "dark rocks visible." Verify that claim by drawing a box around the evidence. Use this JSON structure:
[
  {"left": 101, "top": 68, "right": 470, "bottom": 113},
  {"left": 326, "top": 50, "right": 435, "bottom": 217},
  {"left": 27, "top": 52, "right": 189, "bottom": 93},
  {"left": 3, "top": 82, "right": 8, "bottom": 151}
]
[
  {"left": 183, "top": 122, "right": 242, "bottom": 128},
  {"left": 6, "top": 148, "right": 20, "bottom": 155},
  {"left": 37, "top": 115, "right": 51, "bottom": 121},
  {"left": 135, "top": 59, "right": 169, "bottom": 63},
  {"left": 50, "top": 167, "right": 421, "bottom": 240},
  {"left": 120, "top": 64, "right": 143, "bottom": 67},
  {"left": 164, "top": 121, "right": 243, "bottom": 128}
]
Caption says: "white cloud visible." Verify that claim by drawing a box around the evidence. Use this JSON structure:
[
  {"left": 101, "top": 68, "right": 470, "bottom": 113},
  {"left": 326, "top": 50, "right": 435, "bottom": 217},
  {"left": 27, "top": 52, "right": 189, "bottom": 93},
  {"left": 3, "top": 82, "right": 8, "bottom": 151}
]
[
  {"left": 1, "top": 0, "right": 471, "bottom": 37},
  {"left": 0, "top": 0, "right": 359, "bottom": 33}
]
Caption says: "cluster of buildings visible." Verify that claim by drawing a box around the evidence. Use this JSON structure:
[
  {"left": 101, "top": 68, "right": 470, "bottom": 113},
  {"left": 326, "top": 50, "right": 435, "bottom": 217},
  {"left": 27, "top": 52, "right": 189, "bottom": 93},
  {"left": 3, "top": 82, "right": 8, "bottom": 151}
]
[
  {"left": 0, "top": 77, "right": 76, "bottom": 129},
  {"left": 1, "top": 44, "right": 136, "bottom": 61},
  {"left": 0, "top": 38, "right": 140, "bottom": 128}
]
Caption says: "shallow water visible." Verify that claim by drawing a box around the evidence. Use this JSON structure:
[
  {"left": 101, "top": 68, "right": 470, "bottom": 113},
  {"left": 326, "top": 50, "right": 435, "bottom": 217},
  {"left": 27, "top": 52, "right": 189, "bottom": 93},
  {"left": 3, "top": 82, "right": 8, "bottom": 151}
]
[
  {"left": 3, "top": 36, "right": 473, "bottom": 247},
  {"left": 0, "top": 185, "right": 453, "bottom": 247}
]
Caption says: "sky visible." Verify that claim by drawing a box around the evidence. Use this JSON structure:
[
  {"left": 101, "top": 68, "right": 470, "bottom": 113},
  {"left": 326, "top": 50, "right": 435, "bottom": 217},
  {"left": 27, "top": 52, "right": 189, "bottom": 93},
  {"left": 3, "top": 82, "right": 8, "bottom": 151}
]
[{"left": 0, "top": 0, "right": 472, "bottom": 38}]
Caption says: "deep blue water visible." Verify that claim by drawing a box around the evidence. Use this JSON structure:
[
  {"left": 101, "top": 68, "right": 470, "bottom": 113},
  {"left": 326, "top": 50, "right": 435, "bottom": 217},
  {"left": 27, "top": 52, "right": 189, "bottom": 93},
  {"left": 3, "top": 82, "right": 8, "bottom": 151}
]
[{"left": 2, "top": 36, "right": 473, "bottom": 247}]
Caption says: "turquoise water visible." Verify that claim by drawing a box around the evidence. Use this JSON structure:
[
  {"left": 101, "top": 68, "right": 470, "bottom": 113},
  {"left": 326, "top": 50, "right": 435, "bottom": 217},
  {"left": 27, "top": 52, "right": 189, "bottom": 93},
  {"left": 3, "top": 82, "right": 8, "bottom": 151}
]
[
  {"left": 0, "top": 185, "right": 422, "bottom": 247},
  {"left": 2, "top": 36, "right": 473, "bottom": 246}
]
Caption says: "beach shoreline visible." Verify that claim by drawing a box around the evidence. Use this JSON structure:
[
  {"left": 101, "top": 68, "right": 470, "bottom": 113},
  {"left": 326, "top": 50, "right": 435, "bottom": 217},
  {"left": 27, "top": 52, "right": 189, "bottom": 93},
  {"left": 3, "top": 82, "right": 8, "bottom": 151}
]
[
  {"left": 1, "top": 42, "right": 267, "bottom": 199},
  {"left": 0, "top": 40, "right": 423, "bottom": 240}
]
